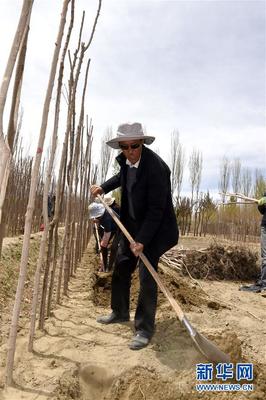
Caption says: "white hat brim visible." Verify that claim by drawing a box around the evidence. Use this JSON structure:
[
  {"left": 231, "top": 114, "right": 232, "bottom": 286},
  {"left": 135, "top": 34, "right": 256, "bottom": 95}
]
[{"left": 106, "top": 136, "right": 155, "bottom": 149}]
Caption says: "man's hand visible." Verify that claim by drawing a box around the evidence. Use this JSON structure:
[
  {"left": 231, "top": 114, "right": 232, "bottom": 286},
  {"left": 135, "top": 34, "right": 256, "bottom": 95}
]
[
  {"left": 258, "top": 196, "right": 266, "bottom": 206},
  {"left": 130, "top": 241, "right": 144, "bottom": 257},
  {"left": 90, "top": 185, "right": 104, "bottom": 197},
  {"left": 101, "top": 232, "right": 111, "bottom": 247}
]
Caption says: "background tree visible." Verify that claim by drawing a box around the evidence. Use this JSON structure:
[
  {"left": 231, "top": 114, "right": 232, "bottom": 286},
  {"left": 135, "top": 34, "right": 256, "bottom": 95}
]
[
  {"left": 99, "top": 126, "right": 113, "bottom": 183},
  {"left": 231, "top": 158, "right": 241, "bottom": 194},
  {"left": 177, "top": 197, "right": 191, "bottom": 236},
  {"left": 0, "top": 0, "right": 33, "bottom": 228},
  {"left": 254, "top": 169, "right": 266, "bottom": 198},
  {"left": 219, "top": 156, "right": 231, "bottom": 203},
  {"left": 110, "top": 157, "right": 121, "bottom": 204},
  {"left": 170, "top": 129, "right": 185, "bottom": 205},
  {"left": 189, "top": 148, "right": 202, "bottom": 205},
  {"left": 199, "top": 192, "right": 217, "bottom": 236},
  {"left": 241, "top": 167, "right": 252, "bottom": 196},
  {"left": 188, "top": 148, "right": 202, "bottom": 235},
  {"left": 90, "top": 162, "right": 99, "bottom": 186}
]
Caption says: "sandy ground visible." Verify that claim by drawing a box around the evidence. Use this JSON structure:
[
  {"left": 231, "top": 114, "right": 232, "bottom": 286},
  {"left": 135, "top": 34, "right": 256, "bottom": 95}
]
[{"left": 0, "top": 236, "right": 265, "bottom": 399}]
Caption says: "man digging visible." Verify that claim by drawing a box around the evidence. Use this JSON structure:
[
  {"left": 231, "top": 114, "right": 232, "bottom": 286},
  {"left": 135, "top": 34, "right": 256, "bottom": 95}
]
[{"left": 91, "top": 122, "right": 179, "bottom": 350}]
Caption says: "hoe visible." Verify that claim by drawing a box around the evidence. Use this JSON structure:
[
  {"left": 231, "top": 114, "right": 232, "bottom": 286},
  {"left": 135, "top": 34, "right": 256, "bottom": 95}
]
[{"left": 97, "top": 195, "right": 230, "bottom": 363}]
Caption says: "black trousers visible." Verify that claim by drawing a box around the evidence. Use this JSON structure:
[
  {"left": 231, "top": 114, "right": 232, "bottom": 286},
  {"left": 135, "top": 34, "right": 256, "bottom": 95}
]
[
  {"left": 108, "top": 231, "right": 120, "bottom": 271},
  {"left": 111, "top": 231, "right": 159, "bottom": 339}
]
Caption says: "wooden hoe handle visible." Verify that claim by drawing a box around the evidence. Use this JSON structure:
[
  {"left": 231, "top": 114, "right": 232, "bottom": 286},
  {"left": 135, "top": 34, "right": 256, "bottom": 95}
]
[{"left": 96, "top": 195, "right": 185, "bottom": 322}]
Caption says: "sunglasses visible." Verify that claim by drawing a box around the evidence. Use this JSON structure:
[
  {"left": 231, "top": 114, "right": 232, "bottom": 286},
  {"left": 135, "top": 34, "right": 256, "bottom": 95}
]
[{"left": 119, "top": 143, "right": 141, "bottom": 150}]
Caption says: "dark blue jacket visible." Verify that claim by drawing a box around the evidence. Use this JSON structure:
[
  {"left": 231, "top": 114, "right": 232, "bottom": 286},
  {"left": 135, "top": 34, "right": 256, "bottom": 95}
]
[
  {"left": 101, "top": 146, "right": 179, "bottom": 257},
  {"left": 100, "top": 203, "right": 120, "bottom": 232}
]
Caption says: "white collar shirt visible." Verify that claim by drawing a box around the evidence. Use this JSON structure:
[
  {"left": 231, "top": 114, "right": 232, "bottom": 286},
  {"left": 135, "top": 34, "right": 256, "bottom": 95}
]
[{"left": 126, "top": 158, "right": 141, "bottom": 169}]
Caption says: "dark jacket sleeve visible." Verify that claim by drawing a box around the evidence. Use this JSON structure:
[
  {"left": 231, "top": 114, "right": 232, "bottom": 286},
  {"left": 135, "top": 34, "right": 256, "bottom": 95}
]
[
  {"left": 100, "top": 212, "right": 113, "bottom": 232},
  {"left": 101, "top": 172, "right": 121, "bottom": 194},
  {"left": 135, "top": 160, "right": 169, "bottom": 246}
]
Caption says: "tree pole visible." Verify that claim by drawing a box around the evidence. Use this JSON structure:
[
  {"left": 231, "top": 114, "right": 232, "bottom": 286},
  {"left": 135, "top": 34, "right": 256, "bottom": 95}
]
[
  {"left": 28, "top": 0, "right": 75, "bottom": 348},
  {"left": 5, "top": 0, "right": 70, "bottom": 386}
]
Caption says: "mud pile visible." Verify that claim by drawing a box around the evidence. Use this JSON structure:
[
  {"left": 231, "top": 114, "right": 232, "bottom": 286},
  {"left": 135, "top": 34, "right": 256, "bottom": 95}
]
[
  {"left": 52, "top": 357, "right": 266, "bottom": 400},
  {"left": 93, "top": 264, "right": 207, "bottom": 312},
  {"left": 182, "top": 244, "right": 259, "bottom": 280},
  {"left": 52, "top": 370, "right": 80, "bottom": 400},
  {"left": 107, "top": 366, "right": 179, "bottom": 400}
]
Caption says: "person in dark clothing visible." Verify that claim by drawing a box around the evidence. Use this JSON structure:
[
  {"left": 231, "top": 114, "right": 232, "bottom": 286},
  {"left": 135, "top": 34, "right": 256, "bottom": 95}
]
[
  {"left": 240, "top": 191, "right": 266, "bottom": 293},
  {"left": 97, "top": 194, "right": 120, "bottom": 272},
  {"left": 93, "top": 221, "right": 104, "bottom": 253},
  {"left": 48, "top": 194, "right": 56, "bottom": 219},
  {"left": 89, "top": 198, "right": 120, "bottom": 271},
  {"left": 91, "top": 122, "right": 179, "bottom": 350},
  {"left": 40, "top": 194, "right": 56, "bottom": 231},
  {"left": 89, "top": 202, "right": 105, "bottom": 252}
]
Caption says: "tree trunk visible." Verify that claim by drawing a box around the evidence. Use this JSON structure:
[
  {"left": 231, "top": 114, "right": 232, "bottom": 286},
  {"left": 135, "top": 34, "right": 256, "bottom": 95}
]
[
  {"left": 28, "top": 0, "right": 74, "bottom": 352},
  {"left": 6, "top": 0, "right": 70, "bottom": 386},
  {"left": 47, "top": 224, "right": 58, "bottom": 317},
  {"left": 38, "top": 226, "right": 54, "bottom": 330},
  {"left": 62, "top": 56, "right": 90, "bottom": 295}
]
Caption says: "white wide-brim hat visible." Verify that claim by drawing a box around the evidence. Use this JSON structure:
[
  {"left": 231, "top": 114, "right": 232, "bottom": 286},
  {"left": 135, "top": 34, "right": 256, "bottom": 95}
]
[
  {"left": 89, "top": 203, "right": 105, "bottom": 219},
  {"left": 106, "top": 122, "right": 155, "bottom": 149}
]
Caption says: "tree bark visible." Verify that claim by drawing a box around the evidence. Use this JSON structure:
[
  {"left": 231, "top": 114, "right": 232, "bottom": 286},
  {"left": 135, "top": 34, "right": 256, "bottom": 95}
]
[
  {"left": 6, "top": 0, "right": 70, "bottom": 386},
  {"left": 28, "top": 0, "right": 74, "bottom": 351}
]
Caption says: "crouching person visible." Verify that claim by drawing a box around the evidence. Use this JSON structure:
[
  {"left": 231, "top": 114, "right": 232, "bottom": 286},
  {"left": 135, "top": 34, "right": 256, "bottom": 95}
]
[{"left": 89, "top": 195, "right": 120, "bottom": 272}]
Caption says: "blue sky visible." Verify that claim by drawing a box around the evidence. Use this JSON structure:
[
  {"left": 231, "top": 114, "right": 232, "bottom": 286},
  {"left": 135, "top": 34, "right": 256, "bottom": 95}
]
[{"left": 0, "top": 0, "right": 265, "bottom": 196}]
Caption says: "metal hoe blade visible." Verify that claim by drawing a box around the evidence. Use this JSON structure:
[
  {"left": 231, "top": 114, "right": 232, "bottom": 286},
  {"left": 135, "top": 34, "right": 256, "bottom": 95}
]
[{"left": 182, "top": 316, "right": 230, "bottom": 363}]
